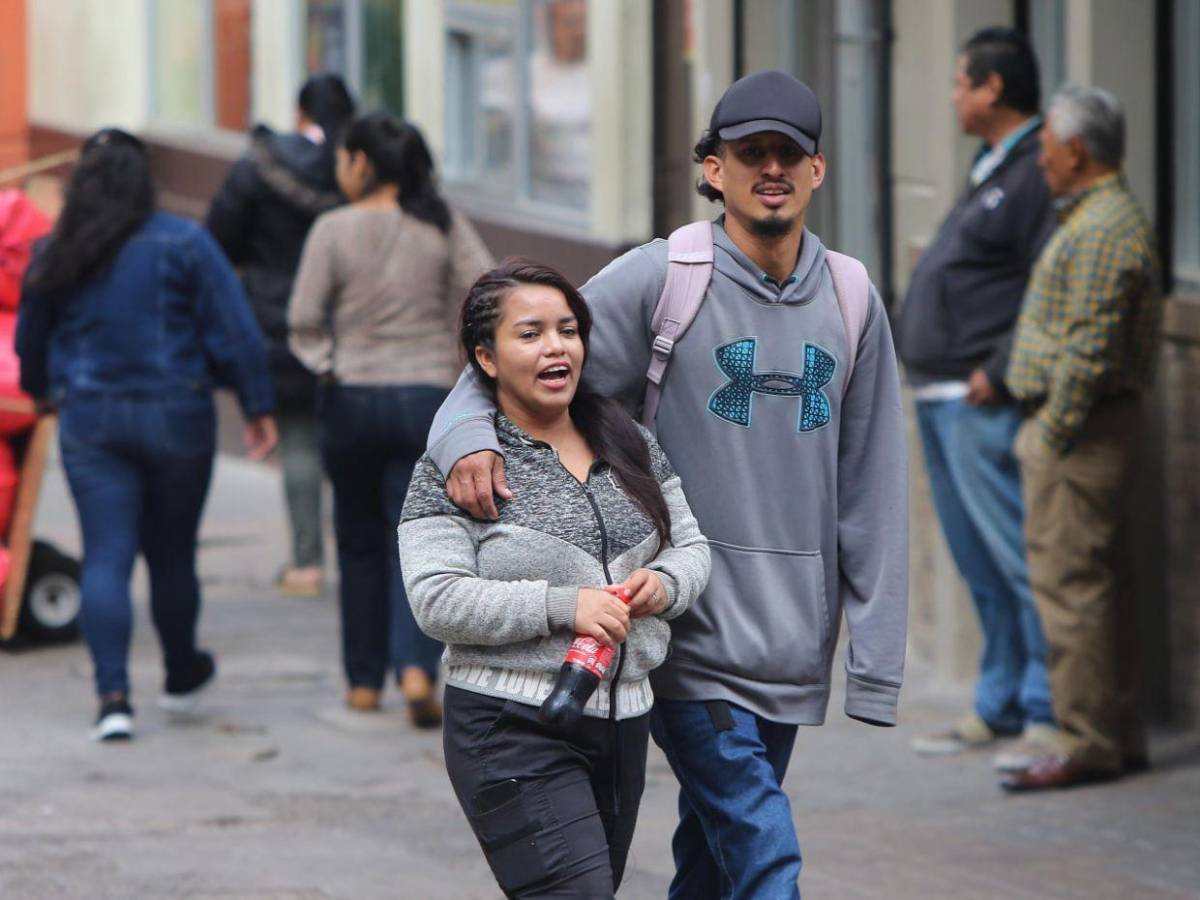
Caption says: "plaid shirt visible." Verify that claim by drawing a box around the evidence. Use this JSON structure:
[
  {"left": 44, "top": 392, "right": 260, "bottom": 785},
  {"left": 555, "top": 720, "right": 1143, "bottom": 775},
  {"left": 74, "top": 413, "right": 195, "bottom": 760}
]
[{"left": 1006, "top": 174, "right": 1162, "bottom": 454}]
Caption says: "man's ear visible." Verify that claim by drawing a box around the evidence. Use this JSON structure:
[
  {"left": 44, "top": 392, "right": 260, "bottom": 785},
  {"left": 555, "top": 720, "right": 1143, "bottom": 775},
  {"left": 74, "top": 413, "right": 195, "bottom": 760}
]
[
  {"left": 474, "top": 345, "right": 498, "bottom": 380},
  {"left": 702, "top": 154, "right": 725, "bottom": 196},
  {"left": 984, "top": 71, "right": 1005, "bottom": 106},
  {"left": 1066, "top": 135, "right": 1090, "bottom": 173},
  {"left": 809, "top": 152, "right": 827, "bottom": 190}
]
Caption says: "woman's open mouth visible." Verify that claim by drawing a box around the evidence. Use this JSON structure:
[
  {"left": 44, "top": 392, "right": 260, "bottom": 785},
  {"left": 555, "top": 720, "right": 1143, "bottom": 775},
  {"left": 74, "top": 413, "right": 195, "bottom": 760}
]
[{"left": 537, "top": 364, "right": 571, "bottom": 390}]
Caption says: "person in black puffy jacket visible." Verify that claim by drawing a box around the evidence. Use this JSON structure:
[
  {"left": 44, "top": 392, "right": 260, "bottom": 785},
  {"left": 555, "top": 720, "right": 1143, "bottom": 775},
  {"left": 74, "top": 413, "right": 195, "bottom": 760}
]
[{"left": 206, "top": 74, "right": 355, "bottom": 598}]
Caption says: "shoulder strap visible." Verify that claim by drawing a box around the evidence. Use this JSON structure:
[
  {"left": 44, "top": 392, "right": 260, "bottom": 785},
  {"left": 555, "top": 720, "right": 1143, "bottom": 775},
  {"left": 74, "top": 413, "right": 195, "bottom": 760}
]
[
  {"left": 642, "top": 221, "right": 714, "bottom": 429},
  {"left": 824, "top": 250, "right": 871, "bottom": 398}
]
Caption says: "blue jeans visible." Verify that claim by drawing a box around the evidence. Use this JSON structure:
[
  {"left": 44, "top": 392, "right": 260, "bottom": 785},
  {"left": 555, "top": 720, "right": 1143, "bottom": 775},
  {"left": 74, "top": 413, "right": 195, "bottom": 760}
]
[
  {"left": 59, "top": 392, "right": 216, "bottom": 698},
  {"left": 914, "top": 398, "right": 1053, "bottom": 732},
  {"left": 319, "top": 384, "right": 446, "bottom": 690},
  {"left": 651, "top": 699, "right": 802, "bottom": 900}
]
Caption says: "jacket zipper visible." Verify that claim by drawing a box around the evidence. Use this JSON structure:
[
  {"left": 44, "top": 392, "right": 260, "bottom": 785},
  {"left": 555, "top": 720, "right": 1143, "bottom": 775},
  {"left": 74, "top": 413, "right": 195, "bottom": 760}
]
[{"left": 581, "top": 469, "right": 627, "bottom": 816}]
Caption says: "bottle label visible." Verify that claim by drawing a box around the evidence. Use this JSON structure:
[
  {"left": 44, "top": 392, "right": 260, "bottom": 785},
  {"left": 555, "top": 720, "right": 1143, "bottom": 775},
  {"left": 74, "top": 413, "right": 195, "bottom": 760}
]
[{"left": 564, "top": 637, "right": 615, "bottom": 678}]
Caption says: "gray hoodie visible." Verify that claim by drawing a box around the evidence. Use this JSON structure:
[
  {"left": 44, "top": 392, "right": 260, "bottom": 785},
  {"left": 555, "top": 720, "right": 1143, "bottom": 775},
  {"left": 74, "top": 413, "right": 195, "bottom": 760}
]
[{"left": 428, "top": 218, "right": 908, "bottom": 726}]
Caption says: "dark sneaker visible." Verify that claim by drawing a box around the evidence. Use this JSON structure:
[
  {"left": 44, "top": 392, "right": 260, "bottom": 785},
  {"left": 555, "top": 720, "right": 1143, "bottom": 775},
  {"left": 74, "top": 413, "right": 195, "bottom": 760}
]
[
  {"left": 160, "top": 650, "right": 216, "bottom": 716},
  {"left": 91, "top": 698, "right": 134, "bottom": 742}
]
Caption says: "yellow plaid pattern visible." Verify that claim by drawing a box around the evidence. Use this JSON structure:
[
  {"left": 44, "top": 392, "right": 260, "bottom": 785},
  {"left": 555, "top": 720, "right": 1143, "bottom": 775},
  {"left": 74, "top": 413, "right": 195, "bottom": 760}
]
[{"left": 1006, "top": 174, "right": 1162, "bottom": 453}]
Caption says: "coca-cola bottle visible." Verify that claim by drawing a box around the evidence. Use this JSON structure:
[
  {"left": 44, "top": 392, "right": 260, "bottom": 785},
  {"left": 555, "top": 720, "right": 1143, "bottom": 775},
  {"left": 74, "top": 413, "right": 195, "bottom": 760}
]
[{"left": 539, "top": 586, "right": 631, "bottom": 728}]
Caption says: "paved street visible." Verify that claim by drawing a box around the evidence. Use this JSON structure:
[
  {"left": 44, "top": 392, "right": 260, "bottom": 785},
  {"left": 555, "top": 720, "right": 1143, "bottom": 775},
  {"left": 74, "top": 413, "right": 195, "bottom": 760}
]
[{"left": 2, "top": 446, "right": 1199, "bottom": 899}]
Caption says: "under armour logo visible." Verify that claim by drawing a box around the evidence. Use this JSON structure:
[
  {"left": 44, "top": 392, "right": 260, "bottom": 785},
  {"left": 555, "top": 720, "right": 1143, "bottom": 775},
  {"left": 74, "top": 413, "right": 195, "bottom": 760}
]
[{"left": 707, "top": 338, "right": 835, "bottom": 431}]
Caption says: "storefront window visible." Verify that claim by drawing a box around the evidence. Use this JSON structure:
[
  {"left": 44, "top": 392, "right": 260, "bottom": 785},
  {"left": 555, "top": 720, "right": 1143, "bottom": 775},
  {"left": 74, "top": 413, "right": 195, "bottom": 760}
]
[
  {"left": 1024, "top": 0, "right": 1066, "bottom": 104},
  {"left": 152, "top": 0, "right": 210, "bottom": 127},
  {"left": 304, "top": 0, "right": 405, "bottom": 115},
  {"left": 151, "top": 0, "right": 251, "bottom": 131},
  {"left": 445, "top": 0, "right": 592, "bottom": 219}
]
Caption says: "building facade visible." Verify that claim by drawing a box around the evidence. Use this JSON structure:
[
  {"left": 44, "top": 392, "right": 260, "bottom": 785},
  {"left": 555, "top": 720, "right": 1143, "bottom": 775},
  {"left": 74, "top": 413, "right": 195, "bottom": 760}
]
[{"left": 15, "top": 0, "right": 1200, "bottom": 720}]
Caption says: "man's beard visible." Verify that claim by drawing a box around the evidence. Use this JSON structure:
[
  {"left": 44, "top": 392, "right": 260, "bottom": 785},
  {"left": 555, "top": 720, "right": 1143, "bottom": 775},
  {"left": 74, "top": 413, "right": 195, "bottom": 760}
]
[{"left": 749, "top": 212, "right": 798, "bottom": 238}]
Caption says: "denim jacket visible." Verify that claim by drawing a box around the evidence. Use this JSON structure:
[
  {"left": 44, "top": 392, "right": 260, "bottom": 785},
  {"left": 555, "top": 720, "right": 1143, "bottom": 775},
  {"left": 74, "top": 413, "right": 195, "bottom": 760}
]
[{"left": 16, "top": 212, "right": 274, "bottom": 416}]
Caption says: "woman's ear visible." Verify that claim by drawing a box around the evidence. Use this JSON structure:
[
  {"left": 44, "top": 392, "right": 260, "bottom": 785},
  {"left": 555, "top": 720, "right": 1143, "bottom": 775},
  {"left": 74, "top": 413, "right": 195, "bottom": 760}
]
[{"left": 474, "top": 345, "right": 498, "bottom": 380}]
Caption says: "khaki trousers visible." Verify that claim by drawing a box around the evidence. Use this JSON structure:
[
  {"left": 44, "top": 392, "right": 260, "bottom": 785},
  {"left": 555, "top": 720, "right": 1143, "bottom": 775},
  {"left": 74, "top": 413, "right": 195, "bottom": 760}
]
[{"left": 1015, "top": 399, "right": 1146, "bottom": 771}]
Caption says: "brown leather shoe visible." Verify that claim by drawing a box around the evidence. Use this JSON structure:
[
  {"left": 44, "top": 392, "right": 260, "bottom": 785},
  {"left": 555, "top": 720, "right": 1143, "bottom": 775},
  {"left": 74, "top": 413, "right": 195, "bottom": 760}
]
[
  {"left": 399, "top": 667, "right": 442, "bottom": 729},
  {"left": 1000, "top": 754, "right": 1121, "bottom": 792},
  {"left": 345, "top": 686, "right": 382, "bottom": 712}
]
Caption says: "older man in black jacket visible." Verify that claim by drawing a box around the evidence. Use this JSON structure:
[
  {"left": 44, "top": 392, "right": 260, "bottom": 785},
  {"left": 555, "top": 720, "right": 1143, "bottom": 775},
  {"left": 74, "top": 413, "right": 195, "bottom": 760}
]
[{"left": 898, "top": 28, "right": 1057, "bottom": 770}]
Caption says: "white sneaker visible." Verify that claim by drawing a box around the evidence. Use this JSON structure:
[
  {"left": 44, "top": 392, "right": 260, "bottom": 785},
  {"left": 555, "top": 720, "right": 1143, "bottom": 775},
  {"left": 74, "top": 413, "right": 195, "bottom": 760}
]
[
  {"left": 993, "top": 723, "right": 1061, "bottom": 772},
  {"left": 911, "top": 712, "right": 999, "bottom": 756},
  {"left": 91, "top": 698, "right": 134, "bottom": 742}
]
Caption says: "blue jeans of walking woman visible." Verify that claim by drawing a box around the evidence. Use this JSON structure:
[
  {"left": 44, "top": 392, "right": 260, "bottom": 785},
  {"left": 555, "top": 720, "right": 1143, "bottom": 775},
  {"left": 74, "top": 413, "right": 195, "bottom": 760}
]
[
  {"left": 59, "top": 391, "right": 216, "bottom": 698},
  {"left": 319, "top": 384, "right": 446, "bottom": 690}
]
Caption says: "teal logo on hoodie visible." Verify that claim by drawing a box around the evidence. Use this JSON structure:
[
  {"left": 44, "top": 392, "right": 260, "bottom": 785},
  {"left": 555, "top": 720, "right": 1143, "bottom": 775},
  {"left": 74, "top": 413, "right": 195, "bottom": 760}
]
[{"left": 708, "top": 338, "right": 836, "bottom": 431}]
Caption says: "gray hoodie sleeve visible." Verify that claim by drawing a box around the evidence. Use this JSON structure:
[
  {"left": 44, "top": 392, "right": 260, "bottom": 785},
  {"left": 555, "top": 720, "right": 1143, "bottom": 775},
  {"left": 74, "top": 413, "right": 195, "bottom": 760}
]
[
  {"left": 837, "top": 287, "right": 909, "bottom": 726},
  {"left": 426, "top": 368, "right": 503, "bottom": 478},
  {"left": 637, "top": 429, "right": 711, "bottom": 619},
  {"left": 425, "top": 243, "right": 668, "bottom": 477},
  {"left": 646, "top": 474, "right": 711, "bottom": 621}
]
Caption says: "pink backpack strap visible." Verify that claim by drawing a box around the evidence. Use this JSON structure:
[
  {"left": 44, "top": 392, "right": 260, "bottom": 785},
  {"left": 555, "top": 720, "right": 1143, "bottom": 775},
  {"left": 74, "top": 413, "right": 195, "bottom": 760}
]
[
  {"left": 642, "top": 221, "right": 714, "bottom": 429},
  {"left": 824, "top": 250, "right": 871, "bottom": 398}
]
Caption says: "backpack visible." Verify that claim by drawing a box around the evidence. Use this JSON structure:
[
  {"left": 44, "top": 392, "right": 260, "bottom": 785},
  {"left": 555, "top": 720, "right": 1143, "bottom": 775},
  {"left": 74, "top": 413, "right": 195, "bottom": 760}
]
[{"left": 641, "top": 220, "right": 871, "bottom": 429}]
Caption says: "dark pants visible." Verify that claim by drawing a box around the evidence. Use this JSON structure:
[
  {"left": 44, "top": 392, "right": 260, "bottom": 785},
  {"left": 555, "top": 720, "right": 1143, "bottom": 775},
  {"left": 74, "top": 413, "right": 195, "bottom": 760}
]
[
  {"left": 442, "top": 686, "right": 650, "bottom": 898},
  {"left": 59, "top": 392, "right": 215, "bottom": 698},
  {"left": 651, "top": 698, "right": 802, "bottom": 900},
  {"left": 319, "top": 384, "right": 446, "bottom": 690}
]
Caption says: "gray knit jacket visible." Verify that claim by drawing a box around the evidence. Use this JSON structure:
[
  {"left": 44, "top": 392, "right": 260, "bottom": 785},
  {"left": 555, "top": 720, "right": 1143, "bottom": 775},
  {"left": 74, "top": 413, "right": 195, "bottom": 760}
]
[{"left": 398, "top": 415, "right": 710, "bottom": 720}]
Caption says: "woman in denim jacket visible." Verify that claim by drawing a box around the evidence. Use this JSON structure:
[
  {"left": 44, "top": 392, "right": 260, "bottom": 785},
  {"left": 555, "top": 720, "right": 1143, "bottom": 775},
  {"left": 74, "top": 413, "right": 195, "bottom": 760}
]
[{"left": 16, "top": 129, "right": 277, "bottom": 742}]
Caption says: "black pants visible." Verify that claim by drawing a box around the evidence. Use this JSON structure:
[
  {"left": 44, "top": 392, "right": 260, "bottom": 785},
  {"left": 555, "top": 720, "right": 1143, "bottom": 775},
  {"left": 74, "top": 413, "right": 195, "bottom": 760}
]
[
  {"left": 443, "top": 686, "right": 650, "bottom": 899},
  {"left": 319, "top": 384, "right": 447, "bottom": 689}
]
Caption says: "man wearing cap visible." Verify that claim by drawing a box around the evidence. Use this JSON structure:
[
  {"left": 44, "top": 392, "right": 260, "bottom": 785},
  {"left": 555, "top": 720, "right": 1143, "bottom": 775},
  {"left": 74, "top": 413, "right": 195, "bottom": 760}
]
[
  {"left": 425, "top": 70, "right": 908, "bottom": 898},
  {"left": 897, "top": 27, "right": 1059, "bottom": 770}
]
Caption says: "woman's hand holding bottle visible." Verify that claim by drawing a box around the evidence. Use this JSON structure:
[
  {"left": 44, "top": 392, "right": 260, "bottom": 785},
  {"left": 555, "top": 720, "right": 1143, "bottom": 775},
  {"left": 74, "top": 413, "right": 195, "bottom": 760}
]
[
  {"left": 574, "top": 587, "right": 630, "bottom": 647},
  {"left": 622, "top": 568, "right": 668, "bottom": 619}
]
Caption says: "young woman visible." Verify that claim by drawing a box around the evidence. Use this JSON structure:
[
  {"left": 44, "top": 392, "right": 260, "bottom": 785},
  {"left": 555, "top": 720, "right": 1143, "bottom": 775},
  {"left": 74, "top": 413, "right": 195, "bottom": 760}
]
[
  {"left": 398, "top": 260, "right": 710, "bottom": 898},
  {"left": 288, "top": 113, "right": 493, "bottom": 723},
  {"left": 16, "top": 129, "right": 277, "bottom": 741},
  {"left": 207, "top": 73, "right": 356, "bottom": 598}
]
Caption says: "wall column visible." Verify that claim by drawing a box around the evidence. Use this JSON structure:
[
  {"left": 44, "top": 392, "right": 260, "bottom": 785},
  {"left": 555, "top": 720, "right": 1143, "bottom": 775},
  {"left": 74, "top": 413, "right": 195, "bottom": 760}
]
[{"left": 0, "top": 0, "right": 29, "bottom": 169}]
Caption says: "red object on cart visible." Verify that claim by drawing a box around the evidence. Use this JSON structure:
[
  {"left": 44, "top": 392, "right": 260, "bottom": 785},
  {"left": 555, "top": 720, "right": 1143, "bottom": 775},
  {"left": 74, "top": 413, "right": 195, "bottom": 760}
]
[{"left": 0, "top": 190, "right": 49, "bottom": 529}]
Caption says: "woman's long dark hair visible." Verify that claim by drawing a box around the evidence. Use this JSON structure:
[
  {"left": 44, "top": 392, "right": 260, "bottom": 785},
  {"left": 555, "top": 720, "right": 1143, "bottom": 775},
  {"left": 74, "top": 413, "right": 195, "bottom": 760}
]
[
  {"left": 461, "top": 259, "right": 671, "bottom": 544},
  {"left": 24, "top": 129, "right": 155, "bottom": 296},
  {"left": 298, "top": 72, "right": 355, "bottom": 172},
  {"left": 341, "top": 112, "right": 452, "bottom": 234}
]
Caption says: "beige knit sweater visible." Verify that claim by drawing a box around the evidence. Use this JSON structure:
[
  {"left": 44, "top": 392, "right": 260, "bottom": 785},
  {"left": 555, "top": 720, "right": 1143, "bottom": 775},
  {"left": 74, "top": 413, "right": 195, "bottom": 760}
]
[{"left": 288, "top": 204, "right": 494, "bottom": 388}]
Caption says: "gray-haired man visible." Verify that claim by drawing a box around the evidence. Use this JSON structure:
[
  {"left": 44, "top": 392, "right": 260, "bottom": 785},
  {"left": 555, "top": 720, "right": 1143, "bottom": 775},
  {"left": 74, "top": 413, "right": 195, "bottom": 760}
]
[{"left": 1003, "top": 84, "right": 1162, "bottom": 791}]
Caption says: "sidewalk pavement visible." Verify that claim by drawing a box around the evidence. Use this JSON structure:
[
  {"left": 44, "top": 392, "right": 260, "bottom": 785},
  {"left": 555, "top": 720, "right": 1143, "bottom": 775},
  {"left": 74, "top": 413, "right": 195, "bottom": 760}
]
[{"left": 2, "top": 447, "right": 1198, "bottom": 900}]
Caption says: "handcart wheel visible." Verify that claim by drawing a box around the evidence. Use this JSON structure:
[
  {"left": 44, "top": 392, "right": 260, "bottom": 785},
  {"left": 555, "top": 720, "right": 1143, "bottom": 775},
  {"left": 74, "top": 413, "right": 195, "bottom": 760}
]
[{"left": 18, "top": 541, "right": 81, "bottom": 642}]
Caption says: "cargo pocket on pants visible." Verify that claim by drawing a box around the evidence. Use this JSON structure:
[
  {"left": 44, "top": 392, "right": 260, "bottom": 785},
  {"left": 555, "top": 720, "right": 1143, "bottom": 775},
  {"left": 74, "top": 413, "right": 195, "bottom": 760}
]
[{"left": 469, "top": 778, "right": 559, "bottom": 893}]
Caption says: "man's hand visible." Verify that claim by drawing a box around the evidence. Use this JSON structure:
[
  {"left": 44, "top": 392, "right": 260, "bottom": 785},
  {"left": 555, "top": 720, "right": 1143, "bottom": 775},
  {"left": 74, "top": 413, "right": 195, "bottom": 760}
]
[
  {"left": 621, "top": 568, "right": 669, "bottom": 619},
  {"left": 965, "top": 368, "right": 1000, "bottom": 406},
  {"left": 447, "top": 450, "right": 512, "bottom": 520},
  {"left": 575, "top": 587, "right": 630, "bottom": 647},
  {"left": 243, "top": 415, "right": 278, "bottom": 461}
]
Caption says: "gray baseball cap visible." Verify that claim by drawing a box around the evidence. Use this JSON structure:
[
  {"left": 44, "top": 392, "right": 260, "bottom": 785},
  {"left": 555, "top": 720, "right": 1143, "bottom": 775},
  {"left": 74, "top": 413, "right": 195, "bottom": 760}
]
[{"left": 709, "top": 70, "right": 822, "bottom": 155}]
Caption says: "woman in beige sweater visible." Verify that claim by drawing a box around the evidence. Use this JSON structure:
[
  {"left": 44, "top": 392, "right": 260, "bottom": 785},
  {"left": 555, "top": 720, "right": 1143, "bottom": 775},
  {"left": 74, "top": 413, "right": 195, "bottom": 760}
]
[{"left": 289, "top": 113, "right": 493, "bottom": 724}]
